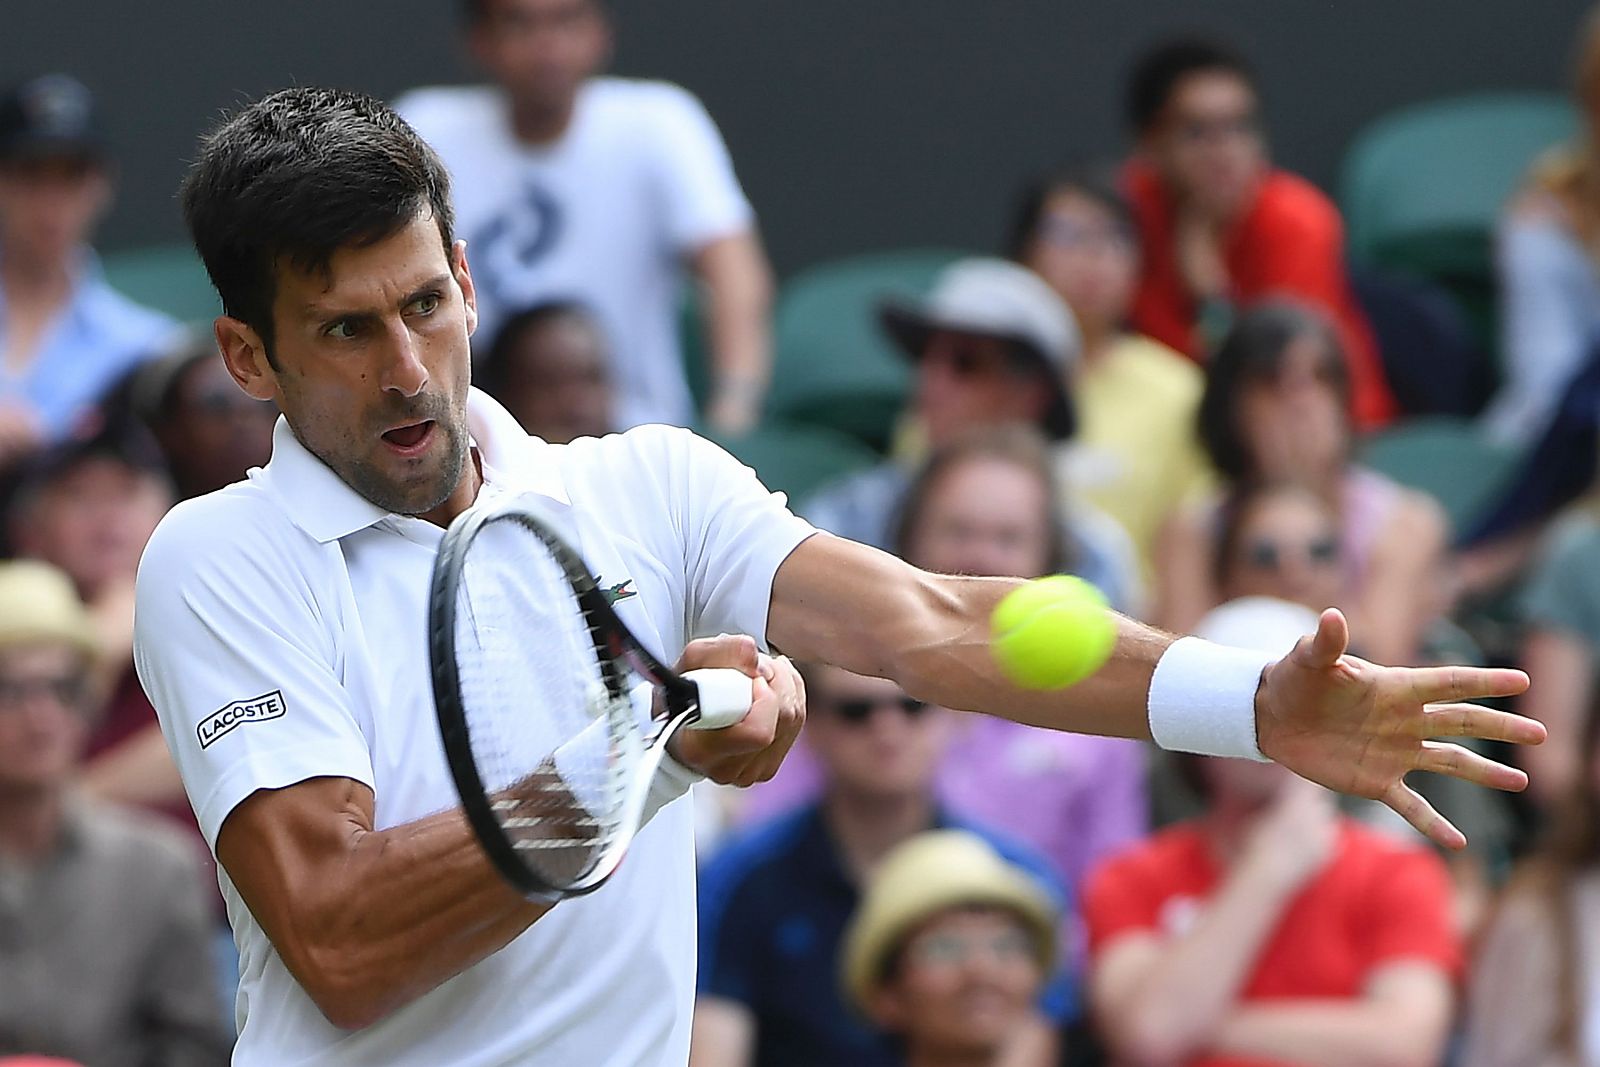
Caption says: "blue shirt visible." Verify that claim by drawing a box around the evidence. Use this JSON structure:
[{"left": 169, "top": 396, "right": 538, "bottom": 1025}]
[
  {"left": 0, "top": 251, "right": 180, "bottom": 442},
  {"left": 697, "top": 803, "right": 1071, "bottom": 1067}
]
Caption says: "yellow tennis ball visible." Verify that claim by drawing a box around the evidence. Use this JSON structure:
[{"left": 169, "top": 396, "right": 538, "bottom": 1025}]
[{"left": 990, "top": 575, "right": 1116, "bottom": 690}]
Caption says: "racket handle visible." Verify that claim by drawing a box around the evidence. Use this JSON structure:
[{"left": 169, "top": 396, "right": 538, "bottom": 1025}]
[{"left": 683, "top": 668, "right": 754, "bottom": 730}]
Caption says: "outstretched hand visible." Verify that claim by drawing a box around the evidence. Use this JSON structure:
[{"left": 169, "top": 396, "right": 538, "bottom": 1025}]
[{"left": 1255, "top": 608, "right": 1542, "bottom": 850}]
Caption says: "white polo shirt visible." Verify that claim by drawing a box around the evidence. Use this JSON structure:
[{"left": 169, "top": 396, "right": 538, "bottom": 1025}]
[{"left": 133, "top": 389, "right": 814, "bottom": 1067}]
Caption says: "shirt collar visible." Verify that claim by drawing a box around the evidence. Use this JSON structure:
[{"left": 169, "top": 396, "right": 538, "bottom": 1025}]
[{"left": 256, "top": 386, "right": 570, "bottom": 545}]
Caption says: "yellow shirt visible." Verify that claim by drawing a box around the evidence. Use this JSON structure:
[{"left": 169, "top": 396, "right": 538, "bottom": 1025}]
[{"left": 1066, "top": 334, "right": 1213, "bottom": 575}]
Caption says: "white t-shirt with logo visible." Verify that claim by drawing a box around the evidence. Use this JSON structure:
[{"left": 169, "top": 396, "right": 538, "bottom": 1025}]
[
  {"left": 132, "top": 389, "right": 814, "bottom": 1067},
  {"left": 396, "top": 79, "right": 755, "bottom": 430}
]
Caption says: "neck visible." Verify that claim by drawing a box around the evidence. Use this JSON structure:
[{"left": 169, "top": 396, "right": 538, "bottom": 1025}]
[
  {"left": 823, "top": 788, "right": 937, "bottom": 884},
  {"left": 0, "top": 787, "right": 66, "bottom": 863},
  {"left": 421, "top": 447, "right": 486, "bottom": 528},
  {"left": 1, "top": 249, "right": 75, "bottom": 307},
  {"left": 1078, "top": 322, "right": 1118, "bottom": 366},
  {"left": 1201, "top": 801, "right": 1261, "bottom": 865},
  {"left": 509, "top": 93, "right": 579, "bottom": 146}
]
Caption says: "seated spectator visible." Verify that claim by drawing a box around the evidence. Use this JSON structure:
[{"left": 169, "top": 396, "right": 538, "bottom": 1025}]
[
  {"left": 1084, "top": 751, "right": 1458, "bottom": 1067},
  {"left": 397, "top": 0, "right": 773, "bottom": 433},
  {"left": 1120, "top": 39, "right": 1395, "bottom": 428},
  {"left": 478, "top": 300, "right": 614, "bottom": 443},
  {"left": 692, "top": 665, "right": 1065, "bottom": 1067},
  {"left": 1010, "top": 168, "right": 1212, "bottom": 574},
  {"left": 0, "top": 561, "right": 229, "bottom": 1065},
  {"left": 134, "top": 334, "right": 275, "bottom": 500},
  {"left": 0, "top": 75, "right": 179, "bottom": 467},
  {"left": 1155, "top": 301, "right": 1446, "bottom": 664},
  {"left": 1480, "top": 5, "right": 1600, "bottom": 447},
  {"left": 1213, "top": 481, "right": 1344, "bottom": 615},
  {"left": 803, "top": 257, "right": 1140, "bottom": 612},
  {"left": 842, "top": 830, "right": 1060, "bottom": 1067},
  {"left": 1462, "top": 708, "right": 1600, "bottom": 1067}
]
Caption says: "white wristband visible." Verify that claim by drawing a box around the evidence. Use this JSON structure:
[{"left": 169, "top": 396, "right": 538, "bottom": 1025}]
[{"left": 1147, "top": 636, "right": 1275, "bottom": 761}]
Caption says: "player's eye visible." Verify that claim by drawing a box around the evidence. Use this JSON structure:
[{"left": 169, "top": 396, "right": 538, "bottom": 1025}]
[
  {"left": 324, "top": 319, "right": 360, "bottom": 340},
  {"left": 408, "top": 292, "right": 442, "bottom": 316}
]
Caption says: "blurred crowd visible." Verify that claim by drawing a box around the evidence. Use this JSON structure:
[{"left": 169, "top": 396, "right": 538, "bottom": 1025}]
[{"left": 5, "top": 0, "right": 1600, "bottom": 1064}]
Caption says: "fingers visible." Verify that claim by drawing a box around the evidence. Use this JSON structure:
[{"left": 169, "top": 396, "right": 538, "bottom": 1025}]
[
  {"left": 1297, "top": 608, "right": 1349, "bottom": 670},
  {"left": 1404, "top": 665, "right": 1531, "bottom": 705},
  {"left": 675, "top": 633, "right": 760, "bottom": 676},
  {"left": 1382, "top": 781, "right": 1467, "bottom": 851},
  {"left": 1414, "top": 740, "right": 1530, "bottom": 792},
  {"left": 1421, "top": 703, "right": 1547, "bottom": 746}
]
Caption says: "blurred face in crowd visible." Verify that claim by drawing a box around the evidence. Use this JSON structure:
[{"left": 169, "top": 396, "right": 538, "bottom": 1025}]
[
  {"left": 1223, "top": 486, "right": 1343, "bottom": 610},
  {"left": 905, "top": 456, "right": 1053, "bottom": 580},
  {"left": 155, "top": 355, "right": 277, "bottom": 498},
  {"left": 0, "top": 644, "right": 89, "bottom": 797},
  {"left": 1196, "top": 754, "right": 1296, "bottom": 815},
  {"left": 1144, "top": 69, "right": 1267, "bottom": 221},
  {"left": 869, "top": 905, "right": 1044, "bottom": 1060},
  {"left": 470, "top": 0, "right": 610, "bottom": 118},
  {"left": 492, "top": 311, "right": 613, "bottom": 443},
  {"left": 0, "top": 156, "right": 110, "bottom": 268},
  {"left": 1021, "top": 189, "right": 1138, "bottom": 342},
  {"left": 13, "top": 457, "right": 172, "bottom": 599},
  {"left": 1236, "top": 330, "right": 1350, "bottom": 482},
  {"left": 914, "top": 331, "right": 1054, "bottom": 448},
  {"left": 806, "top": 666, "right": 950, "bottom": 803}
]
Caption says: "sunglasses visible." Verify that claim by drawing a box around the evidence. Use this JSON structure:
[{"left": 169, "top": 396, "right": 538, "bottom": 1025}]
[
  {"left": 0, "top": 673, "right": 87, "bottom": 711},
  {"left": 826, "top": 695, "right": 930, "bottom": 725},
  {"left": 1242, "top": 535, "right": 1339, "bottom": 571}
]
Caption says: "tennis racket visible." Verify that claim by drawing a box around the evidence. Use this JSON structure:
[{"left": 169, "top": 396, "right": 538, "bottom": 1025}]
[{"left": 428, "top": 490, "right": 752, "bottom": 901}]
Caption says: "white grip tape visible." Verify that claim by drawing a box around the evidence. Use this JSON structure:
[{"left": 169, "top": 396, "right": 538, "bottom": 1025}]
[
  {"left": 1147, "top": 636, "right": 1275, "bottom": 762},
  {"left": 683, "top": 668, "right": 754, "bottom": 730}
]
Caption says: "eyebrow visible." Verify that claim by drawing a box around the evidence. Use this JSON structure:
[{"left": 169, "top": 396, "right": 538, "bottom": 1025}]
[{"left": 301, "top": 274, "right": 453, "bottom": 324}]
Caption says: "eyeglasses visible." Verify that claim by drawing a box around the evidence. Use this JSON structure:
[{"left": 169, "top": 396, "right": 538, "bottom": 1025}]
[
  {"left": 1242, "top": 535, "right": 1339, "bottom": 571},
  {"left": 826, "top": 695, "right": 929, "bottom": 725},
  {"left": 1035, "top": 215, "right": 1134, "bottom": 253},
  {"left": 905, "top": 927, "right": 1036, "bottom": 968},
  {"left": 0, "top": 673, "right": 86, "bottom": 710}
]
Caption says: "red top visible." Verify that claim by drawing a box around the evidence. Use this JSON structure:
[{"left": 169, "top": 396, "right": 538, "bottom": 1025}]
[
  {"left": 1084, "top": 820, "right": 1459, "bottom": 1067},
  {"left": 1123, "top": 159, "right": 1397, "bottom": 429}
]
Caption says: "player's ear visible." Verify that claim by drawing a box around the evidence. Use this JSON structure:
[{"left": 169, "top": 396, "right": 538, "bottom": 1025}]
[
  {"left": 215, "top": 316, "right": 279, "bottom": 403},
  {"left": 453, "top": 239, "right": 479, "bottom": 338}
]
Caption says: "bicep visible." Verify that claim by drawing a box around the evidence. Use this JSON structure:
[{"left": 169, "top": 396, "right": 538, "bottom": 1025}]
[{"left": 690, "top": 996, "right": 757, "bottom": 1067}]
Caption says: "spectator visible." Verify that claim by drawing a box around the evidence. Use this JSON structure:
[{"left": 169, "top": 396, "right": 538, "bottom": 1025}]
[
  {"left": 0, "top": 560, "right": 228, "bottom": 1066},
  {"left": 478, "top": 300, "right": 614, "bottom": 443},
  {"left": 1084, "top": 756, "right": 1458, "bottom": 1067},
  {"left": 692, "top": 665, "right": 1065, "bottom": 1067},
  {"left": 1155, "top": 301, "right": 1446, "bottom": 664},
  {"left": 1212, "top": 481, "right": 1344, "bottom": 614},
  {"left": 803, "top": 257, "right": 1140, "bottom": 612},
  {"left": 1010, "top": 168, "right": 1212, "bottom": 574},
  {"left": 1121, "top": 39, "right": 1396, "bottom": 428},
  {"left": 842, "top": 830, "right": 1060, "bottom": 1067},
  {"left": 134, "top": 334, "right": 275, "bottom": 500},
  {"left": 397, "top": 0, "right": 773, "bottom": 433},
  {"left": 1480, "top": 5, "right": 1600, "bottom": 447},
  {"left": 0, "top": 75, "right": 178, "bottom": 466},
  {"left": 1462, "top": 707, "right": 1600, "bottom": 1067}
]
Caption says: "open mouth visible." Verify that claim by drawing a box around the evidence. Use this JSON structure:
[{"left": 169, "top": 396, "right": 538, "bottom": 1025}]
[{"left": 381, "top": 420, "right": 436, "bottom": 454}]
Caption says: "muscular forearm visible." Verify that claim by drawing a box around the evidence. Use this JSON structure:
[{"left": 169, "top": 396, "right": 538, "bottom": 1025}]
[{"left": 1212, "top": 999, "right": 1448, "bottom": 1067}]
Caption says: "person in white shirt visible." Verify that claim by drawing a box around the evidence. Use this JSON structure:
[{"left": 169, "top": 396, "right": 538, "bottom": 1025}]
[
  {"left": 135, "top": 86, "right": 1542, "bottom": 1067},
  {"left": 396, "top": 0, "right": 772, "bottom": 434}
]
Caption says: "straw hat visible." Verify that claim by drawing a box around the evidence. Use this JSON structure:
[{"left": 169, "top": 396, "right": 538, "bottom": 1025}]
[
  {"left": 0, "top": 560, "right": 99, "bottom": 659},
  {"left": 841, "top": 829, "right": 1057, "bottom": 1013}
]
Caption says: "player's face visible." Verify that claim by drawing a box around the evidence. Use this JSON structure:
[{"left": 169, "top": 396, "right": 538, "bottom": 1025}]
[
  {"left": 1146, "top": 70, "right": 1266, "bottom": 221},
  {"left": 870, "top": 907, "right": 1042, "bottom": 1056},
  {"left": 807, "top": 666, "right": 950, "bottom": 800},
  {"left": 907, "top": 457, "right": 1053, "bottom": 580},
  {"left": 1023, "top": 189, "right": 1138, "bottom": 339},
  {"left": 471, "top": 0, "right": 610, "bottom": 114},
  {"left": 0, "top": 644, "right": 90, "bottom": 795},
  {"left": 226, "top": 214, "right": 478, "bottom": 521},
  {"left": 913, "top": 332, "right": 1053, "bottom": 447}
]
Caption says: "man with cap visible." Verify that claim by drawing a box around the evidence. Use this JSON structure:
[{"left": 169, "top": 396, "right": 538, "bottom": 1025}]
[
  {"left": 0, "top": 74, "right": 179, "bottom": 467},
  {"left": 0, "top": 560, "right": 229, "bottom": 1066},
  {"left": 802, "top": 257, "right": 1139, "bottom": 612},
  {"left": 843, "top": 830, "right": 1060, "bottom": 1067}
]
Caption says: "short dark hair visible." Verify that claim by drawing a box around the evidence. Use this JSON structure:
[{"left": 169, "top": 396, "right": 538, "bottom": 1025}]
[
  {"left": 1125, "top": 37, "right": 1257, "bottom": 133},
  {"left": 478, "top": 299, "right": 601, "bottom": 395},
  {"left": 180, "top": 86, "right": 454, "bottom": 360},
  {"left": 461, "top": 0, "right": 605, "bottom": 26},
  {"left": 1004, "top": 165, "right": 1134, "bottom": 263},
  {"left": 1197, "top": 301, "right": 1350, "bottom": 481}
]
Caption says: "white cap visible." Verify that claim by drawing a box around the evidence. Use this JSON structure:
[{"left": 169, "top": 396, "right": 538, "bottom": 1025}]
[{"left": 1193, "top": 596, "right": 1320, "bottom": 657}]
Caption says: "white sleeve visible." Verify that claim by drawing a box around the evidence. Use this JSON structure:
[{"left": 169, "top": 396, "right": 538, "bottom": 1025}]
[
  {"left": 646, "top": 84, "right": 755, "bottom": 251},
  {"left": 133, "top": 496, "right": 375, "bottom": 850}
]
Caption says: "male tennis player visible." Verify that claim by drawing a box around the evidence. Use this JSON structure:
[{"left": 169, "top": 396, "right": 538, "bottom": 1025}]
[{"left": 134, "top": 88, "right": 1541, "bottom": 1067}]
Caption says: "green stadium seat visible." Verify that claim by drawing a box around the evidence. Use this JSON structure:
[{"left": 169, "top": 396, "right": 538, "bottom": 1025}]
[
  {"left": 769, "top": 248, "right": 969, "bottom": 453},
  {"left": 101, "top": 242, "right": 219, "bottom": 325},
  {"left": 1358, "top": 416, "right": 1524, "bottom": 535},
  {"left": 703, "top": 420, "right": 880, "bottom": 504}
]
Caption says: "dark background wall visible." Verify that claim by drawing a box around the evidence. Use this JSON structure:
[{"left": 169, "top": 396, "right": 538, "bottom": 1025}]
[{"left": 2, "top": 0, "right": 1588, "bottom": 274}]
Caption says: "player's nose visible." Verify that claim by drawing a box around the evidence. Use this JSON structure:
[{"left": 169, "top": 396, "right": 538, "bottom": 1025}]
[{"left": 377, "top": 324, "right": 429, "bottom": 398}]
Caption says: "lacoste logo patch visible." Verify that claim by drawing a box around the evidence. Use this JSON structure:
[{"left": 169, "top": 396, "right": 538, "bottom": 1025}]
[
  {"left": 198, "top": 691, "right": 287, "bottom": 749},
  {"left": 599, "top": 577, "right": 638, "bottom": 604}
]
